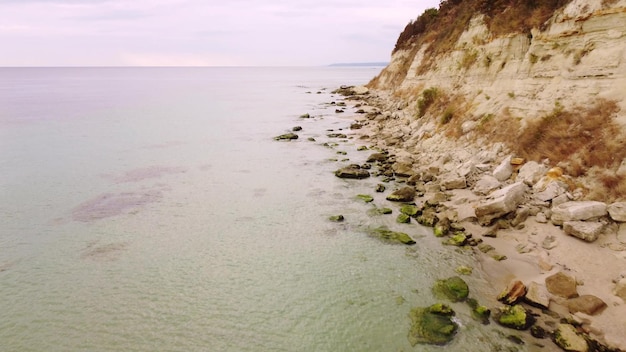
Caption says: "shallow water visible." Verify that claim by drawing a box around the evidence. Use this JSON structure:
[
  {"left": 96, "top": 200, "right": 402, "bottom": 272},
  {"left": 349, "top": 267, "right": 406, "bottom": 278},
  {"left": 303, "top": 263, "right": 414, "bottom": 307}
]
[{"left": 0, "top": 67, "right": 527, "bottom": 351}]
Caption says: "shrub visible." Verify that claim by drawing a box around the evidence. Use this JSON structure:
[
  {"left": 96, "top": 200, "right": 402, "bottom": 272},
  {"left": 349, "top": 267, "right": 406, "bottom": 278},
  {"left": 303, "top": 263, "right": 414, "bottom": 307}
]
[{"left": 417, "top": 87, "right": 439, "bottom": 117}]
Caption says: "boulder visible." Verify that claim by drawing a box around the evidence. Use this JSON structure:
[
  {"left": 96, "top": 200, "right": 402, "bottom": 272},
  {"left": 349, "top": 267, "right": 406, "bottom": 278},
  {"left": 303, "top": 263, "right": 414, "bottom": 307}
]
[
  {"left": 352, "top": 85, "right": 369, "bottom": 95},
  {"left": 368, "top": 227, "right": 416, "bottom": 245},
  {"left": 335, "top": 165, "right": 370, "bottom": 179},
  {"left": 432, "top": 276, "right": 469, "bottom": 302},
  {"left": 292, "top": 126, "right": 302, "bottom": 131},
  {"left": 366, "top": 153, "right": 388, "bottom": 162},
  {"left": 546, "top": 272, "right": 578, "bottom": 299},
  {"left": 563, "top": 221, "right": 604, "bottom": 242},
  {"left": 517, "top": 161, "right": 547, "bottom": 185},
  {"left": 441, "top": 176, "right": 467, "bottom": 190},
  {"left": 392, "top": 162, "right": 414, "bottom": 177},
  {"left": 554, "top": 324, "right": 589, "bottom": 352},
  {"left": 386, "top": 187, "right": 416, "bottom": 202},
  {"left": 498, "top": 280, "right": 527, "bottom": 305},
  {"left": 494, "top": 304, "right": 535, "bottom": 330},
  {"left": 525, "top": 282, "right": 550, "bottom": 309},
  {"left": 408, "top": 304, "right": 458, "bottom": 346},
  {"left": 473, "top": 175, "right": 501, "bottom": 196},
  {"left": 566, "top": 295, "right": 607, "bottom": 315},
  {"left": 328, "top": 215, "right": 344, "bottom": 222},
  {"left": 400, "top": 204, "right": 420, "bottom": 216},
  {"left": 551, "top": 201, "right": 608, "bottom": 226},
  {"left": 608, "top": 202, "right": 626, "bottom": 222},
  {"left": 493, "top": 155, "right": 513, "bottom": 182},
  {"left": 475, "top": 182, "right": 528, "bottom": 224},
  {"left": 534, "top": 180, "right": 568, "bottom": 202}
]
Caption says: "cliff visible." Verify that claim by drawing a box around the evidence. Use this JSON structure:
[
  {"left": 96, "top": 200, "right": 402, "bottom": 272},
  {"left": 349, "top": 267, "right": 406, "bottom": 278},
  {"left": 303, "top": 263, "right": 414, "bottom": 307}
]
[{"left": 367, "top": 0, "right": 626, "bottom": 202}]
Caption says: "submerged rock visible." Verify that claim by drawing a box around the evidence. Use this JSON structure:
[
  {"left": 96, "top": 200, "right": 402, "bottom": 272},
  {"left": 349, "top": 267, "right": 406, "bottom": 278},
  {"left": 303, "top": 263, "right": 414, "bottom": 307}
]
[
  {"left": 356, "top": 194, "right": 374, "bottom": 203},
  {"left": 274, "top": 132, "right": 299, "bottom": 141},
  {"left": 408, "top": 304, "right": 458, "bottom": 346},
  {"left": 400, "top": 204, "right": 420, "bottom": 216},
  {"left": 397, "top": 213, "right": 411, "bottom": 223},
  {"left": 335, "top": 165, "right": 370, "bottom": 179},
  {"left": 329, "top": 215, "right": 344, "bottom": 222},
  {"left": 368, "top": 227, "right": 416, "bottom": 245},
  {"left": 432, "top": 276, "right": 469, "bottom": 302}
]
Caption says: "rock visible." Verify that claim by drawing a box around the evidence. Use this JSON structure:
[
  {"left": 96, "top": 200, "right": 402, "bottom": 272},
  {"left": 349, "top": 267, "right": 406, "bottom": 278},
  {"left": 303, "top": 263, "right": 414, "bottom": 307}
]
[
  {"left": 417, "top": 208, "right": 438, "bottom": 227},
  {"left": 566, "top": 295, "right": 607, "bottom": 315},
  {"left": 352, "top": 85, "right": 369, "bottom": 95},
  {"left": 493, "top": 155, "right": 513, "bottom": 182},
  {"left": 441, "top": 176, "right": 467, "bottom": 190},
  {"left": 356, "top": 194, "right": 374, "bottom": 203},
  {"left": 534, "top": 180, "right": 569, "bottom": 202},
  {"left": 375, "top": 184, "right": 386, "bottom": 192},
  {"left": 551, "top": 201, "right": 608, "bottom": 226},
  {"left": 608, "top": 202, "right": 626, "bottom": 222},
  {"left": 442, "top": 232, "right": 468, "bottom": 246},
  {"left": 563, "top": 221, "right": 604, "bottom": 242},
  {"left": 613, "top": 278, "right": 626, "bottom": 301},
  {"left": 335, "top": 165, "right": 370, "bottom": 179},
  {"left": 498, "top": 280, "right": 527, "bottom": 305},
  {"left": 376, "top": 207, "right": 393, "bottom": 215},
  {"left": 426, "top": 192, "right": 448, "bottom": 206},
  {"left": 400, "top": 204, "right": 420, "bottom": 216},
  {"left": 494, "top": 304, "right": 535, "bottom": 330},
  {"left": 366, "top": 153, "right": 388, "bottom": 162},
  {"left": 274, "top": 132, "right": 298, "bottom": 141},
  {"left": 368, "top": 227, "right": 415, "bottom": 245},
  {"left": 525, "top": 282, "right": 550, "bottom": 309},
  {"left": 432, "top": 276, "right": 469, "bottom": 302},
  {"left": 546, "top": 272, "right": 578, "bottom": 299},
  {"left": 327, "top": 133, "right": 347, "bottom": 138},
  {"left": 350, "top": 123, "right": 363, "bottom": 130},
  {"left": 475, "top": 182, "right": 528, "bottom": 225},
  {"left": 542, "top": 235, "right": 558, "bottom": 250},
  {"left": 299, "top": 113, "right": 311, "bottom": 118},
  {"left": 536, "top": 212, "right": 549, "bottom": 224},
  {"left": 329, "top": 215, "right": 344, "bottom": 222},
  {"left": 455, "top": 266, "right": 473, "bottom": 275},
  {"left": 386, "top": 187, "right": 416, "bottom": 202},
  {"left": 517, "top": 161, "right": 547, "bottom": 185},
  {"left": 467, "top": 298, "right": 491, "bottom": 324},
  {"left": 392, "top": 162, "right": 414, "bottom": 177},
  {"left": 511, "top": 207, "right": 530, "bottom": 227},
  {"left": 408, "top": 304, "right": 458, "bottom": 346},
  {"left": 554, "top": 324, "right": 589, "bottom": 352},
  {"left": 397, "top": 213, "right": 411, "bottom": 223},
  {"left": 473, "top": 175, "right": 501, "bottom": 195},
  {"left": 433, "top": 217, "right": 451, "bottom": 237},
  {"left": 292, "top": 126, "right": 302, "bottom": 131}
]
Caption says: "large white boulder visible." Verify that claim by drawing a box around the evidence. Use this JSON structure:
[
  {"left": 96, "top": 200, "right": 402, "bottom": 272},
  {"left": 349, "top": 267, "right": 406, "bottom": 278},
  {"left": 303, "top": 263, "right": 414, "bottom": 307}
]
[
  {"left": 608, "top": 202, "right": 626, "bottom": 222},
  {"left": 563, "top": 221, "right": 604, "bottom": 242},
  {"left": 492, "top": 155, "right": 513, "bottom": 182},
  {"left": 551, "top": 201, "right": 607, "bottom": 225},
  {"left": 475, "top": 182, "right": 527, "bottom": 224},
  {"left": 517, "top": 161, "right": 547, "bottom": 186}
]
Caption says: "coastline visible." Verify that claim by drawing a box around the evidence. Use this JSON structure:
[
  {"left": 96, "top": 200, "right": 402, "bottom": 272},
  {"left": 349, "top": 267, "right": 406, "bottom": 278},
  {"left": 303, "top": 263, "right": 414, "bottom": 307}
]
[{"left": 331, "top": 86, "right": 626, "bottom": 351}]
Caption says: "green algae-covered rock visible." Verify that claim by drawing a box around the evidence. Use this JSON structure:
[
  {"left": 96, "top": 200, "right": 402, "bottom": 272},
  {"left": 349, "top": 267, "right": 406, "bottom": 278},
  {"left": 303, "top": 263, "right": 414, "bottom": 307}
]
[
  {"left": 274, "top": 132, "right": 299, "bottom": 141},
  {"left": 377, "top": 207, "right": 393, "bottom": 215},
  {"left": 554, "top": 324, "right": 589, "bottom": 352},
  {"left": 400, "top": 204, "right": 420, "bottom": 216},
  {"left": 455, "top": 265, "right": 473, "bottom": 275},
  {"left": 495, "top": 304, "right": 535, "bottom": 330},
  {"left": 357, "top": 194, "right": 374, "bottom": 203},
  {"left": 397, "top": 213, "right": 411, "bottom": 224},
  {"left": 368, "top": 227, "right": 416, "bottom": 245},
  {"left": 335, "top": 165, "right": 370, "bottom": 179},
  {"left": 357, "top": 145, "right": 368, "bottom": 151},
  {"left": 467, "top": 298, "right": 491, "bottom": 324},
  {"left": 375, "top": 184, "right": 386, "bottom": 192},
  {"left": 433, "top": 276, "right": 469, "bottom": 302},
  {"left": 408, "top": 304, "right": 459, "bottom": 346},
  {"left": 329, "top": 215, "right": 344, "bottom": 222},
  {"left": 443, "top": 232, "right": 468, "bottom": 246}
]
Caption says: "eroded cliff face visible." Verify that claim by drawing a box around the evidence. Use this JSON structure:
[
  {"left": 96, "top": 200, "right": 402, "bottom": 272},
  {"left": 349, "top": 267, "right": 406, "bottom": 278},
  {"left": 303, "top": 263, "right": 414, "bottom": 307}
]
[
  {"left": 366, "top": 0, "right": 626, "bottom": 200},
  {"left": 372, "top": 0, "right": 626, "bottom": 123}
]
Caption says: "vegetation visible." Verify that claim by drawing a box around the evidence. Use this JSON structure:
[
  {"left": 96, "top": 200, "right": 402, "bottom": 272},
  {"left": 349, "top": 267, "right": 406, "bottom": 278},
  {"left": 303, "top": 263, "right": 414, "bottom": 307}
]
[
  {"left": 417, "top": 87, "right": 439, "bottom": 117},
  {"left": 393, "top": 0, "right": 572, "bottom": 72}
]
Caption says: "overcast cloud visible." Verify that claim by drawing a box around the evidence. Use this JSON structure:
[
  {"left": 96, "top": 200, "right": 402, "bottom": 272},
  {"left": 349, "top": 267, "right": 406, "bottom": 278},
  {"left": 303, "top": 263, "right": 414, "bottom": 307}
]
[{"left": 0, "top": 0, "right": 440, "bottom": 66}]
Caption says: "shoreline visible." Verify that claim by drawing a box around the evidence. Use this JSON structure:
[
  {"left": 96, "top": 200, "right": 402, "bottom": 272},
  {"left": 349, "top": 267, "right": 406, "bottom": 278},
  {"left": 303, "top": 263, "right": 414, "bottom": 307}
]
[{"left": 331, "top": 86, "right": 626, "bottom": 351}]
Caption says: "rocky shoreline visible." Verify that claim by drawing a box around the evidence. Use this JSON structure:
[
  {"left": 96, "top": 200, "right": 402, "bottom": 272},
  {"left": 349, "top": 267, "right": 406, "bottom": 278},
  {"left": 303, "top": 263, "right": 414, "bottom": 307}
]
[
  {"left": 328, "top": 85, "right": 626, "bottom": 351},
  {"left": 274, "top": 84, "right": 626, "bottom": 351}
]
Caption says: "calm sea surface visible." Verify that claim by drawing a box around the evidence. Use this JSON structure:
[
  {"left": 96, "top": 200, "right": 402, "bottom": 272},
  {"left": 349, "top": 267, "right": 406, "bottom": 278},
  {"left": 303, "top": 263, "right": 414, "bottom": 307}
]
[{"left": 0, "top": 67, "right": 524, "bottom": 351}]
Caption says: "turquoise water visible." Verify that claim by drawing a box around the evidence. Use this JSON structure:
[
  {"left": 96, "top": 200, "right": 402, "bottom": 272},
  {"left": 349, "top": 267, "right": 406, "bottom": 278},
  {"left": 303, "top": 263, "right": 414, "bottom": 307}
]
[{"left": 0, "top": 67, "right": 525, "bottom": 351}]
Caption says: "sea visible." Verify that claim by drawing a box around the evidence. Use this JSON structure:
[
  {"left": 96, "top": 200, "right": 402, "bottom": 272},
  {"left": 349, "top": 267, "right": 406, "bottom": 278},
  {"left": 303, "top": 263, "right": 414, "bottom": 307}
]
[{"left": 0, "top": 67, "right": 528, "bottom": 351}]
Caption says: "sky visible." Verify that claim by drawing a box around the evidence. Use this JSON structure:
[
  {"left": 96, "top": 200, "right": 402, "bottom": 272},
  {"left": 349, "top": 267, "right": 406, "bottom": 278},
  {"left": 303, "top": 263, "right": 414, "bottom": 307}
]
[{"left": 0, "top": 0, "right": 440, "bottom": 66}]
